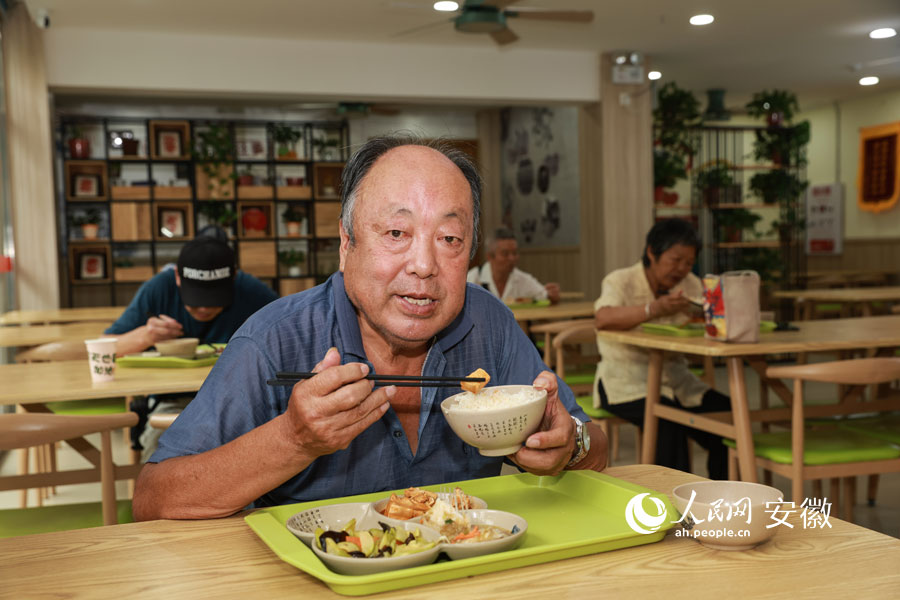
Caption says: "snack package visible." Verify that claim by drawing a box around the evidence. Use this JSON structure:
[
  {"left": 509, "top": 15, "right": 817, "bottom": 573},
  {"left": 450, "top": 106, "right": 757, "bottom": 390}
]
[{"left": 702, "top": 270, "right": 761, "bottom": 343}]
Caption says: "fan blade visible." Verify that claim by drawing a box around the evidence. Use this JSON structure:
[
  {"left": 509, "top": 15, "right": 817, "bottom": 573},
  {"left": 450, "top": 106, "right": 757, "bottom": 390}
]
[
  {"left": 506, "top": 9, "right": 594, "bottom": 23},
  {"left": 391, "top": 16, "right": 455, "bottom": 38},
  {"left": 490, "top": 27, "right": 519, "bottom": 45}
]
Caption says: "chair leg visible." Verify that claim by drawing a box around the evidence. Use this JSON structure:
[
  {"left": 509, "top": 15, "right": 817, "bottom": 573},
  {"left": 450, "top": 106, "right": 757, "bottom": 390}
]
[
  {"left": 610, "top": 423, "right": 620, "bottom": 464},
  {"left": 813, "top": 479, "right": 823, "bottom": 500},
  {"left": 49, "top": 442, "right": 58, "bottom": 494},
  {"left": 100, "top": 430, "right": 117, "bottom": 526},
  {"left": 727, "top": 447, "right": 738, "bottom": 480},
  {"left": 597, "top": 419, "right": 611, "bottom": 466},
  {"left": 18, "top": 447, "right": 29, "bottom": 508},
  {"left": 867, "top": 475, "right": 879, "bottom": 507},
  {"left": 842, "top": 477, "right": 856, "bottom": 523},
  {"left": 32, "top": 447, "right": 44, "bottom": 507},
  {"left": 829, "top": 478, "right": 841, "bottom": 519}
]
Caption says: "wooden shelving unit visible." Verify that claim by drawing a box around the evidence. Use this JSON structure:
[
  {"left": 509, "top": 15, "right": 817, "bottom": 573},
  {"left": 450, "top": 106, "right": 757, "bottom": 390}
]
[{"left": 57, "top": 115, "right": 349, "bottom": 307}]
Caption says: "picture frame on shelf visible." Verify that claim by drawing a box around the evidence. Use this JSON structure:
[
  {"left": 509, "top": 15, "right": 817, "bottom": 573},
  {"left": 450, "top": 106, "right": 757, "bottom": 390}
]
[
  {"left": 73, "top": 174, "right": 101, "bottom": 197},
  {"left": 80, "top": 253, "right": 106, "bottom": 279},
  {"left": 159, "top": 208, "right": 186, "bottom": 238},
  {"left": 156, "top": 130, "right": 183, "bottom": 159}
]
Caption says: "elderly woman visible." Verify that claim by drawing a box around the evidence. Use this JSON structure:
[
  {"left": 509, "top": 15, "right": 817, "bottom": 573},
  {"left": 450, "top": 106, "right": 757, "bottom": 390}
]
[{"left": 593, "top": 219, "right": 730, "bottom": 479}]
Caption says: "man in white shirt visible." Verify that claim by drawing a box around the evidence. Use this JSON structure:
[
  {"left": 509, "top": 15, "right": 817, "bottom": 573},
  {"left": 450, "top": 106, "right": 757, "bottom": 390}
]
[{"left": 467, "top": 228, "right": 561, "bottom": 304}]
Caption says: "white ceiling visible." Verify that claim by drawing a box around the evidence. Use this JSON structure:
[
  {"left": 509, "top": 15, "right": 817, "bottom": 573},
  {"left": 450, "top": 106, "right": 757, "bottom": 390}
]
[{"left": 23, "top": 0, "right": 900, "bottom": 110}]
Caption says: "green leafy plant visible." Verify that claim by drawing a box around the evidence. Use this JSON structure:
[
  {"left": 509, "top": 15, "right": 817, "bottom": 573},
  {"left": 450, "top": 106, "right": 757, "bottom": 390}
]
[
  {"left": 277, "top": 248, "right": 306, "bottom": 266},
  {"left": 715, "top": 208, "right": 762, "bottom": 242},
  {"left": 198, "top": 202, "right": 237, "bottom": 227},
  {"left": 193, "top": 123, "right": 235, "bottom": 197},
  {"left": 313, "top": 136, "right": 341, "bottom": 159},
  {"left": 654, "top": 82, "right": 701, "bottom": 151},
  {"left": 745, "top": 89, "right": 800, "bottom": 125},
  {"left": 752, "top": 121, "right": 810, "bottom": 167},
  {"left": 695, "top": 161, "right": 734, "bottom": 190},
  {"left": 68, "top": 125, "right": 87, "bottom": 140},
  {"left": 735, "top": 247, "right": 782, "bottom": 283},
  {"left": 69, "top": 208, "right": 102, "bottom": 226},
  {"left": 281, "top": 204, "right": 304, "bottom": 223},
  {"left": 273, "top": 125, "right": 303, "bottom": 158},
  {"left": 653, "top": 149, "right": 687, "bottom": 189},
  {"left": 749, "top": 170, "right": 807, "bottom": 205}
]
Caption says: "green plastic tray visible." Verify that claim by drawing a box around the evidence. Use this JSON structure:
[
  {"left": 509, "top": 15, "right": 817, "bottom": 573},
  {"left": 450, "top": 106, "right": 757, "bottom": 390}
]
[
  {"left": 245, "top": 471, "right": 675, "bottom": 596},
  {"left": 641, "top": 321, "right": 777, "bottom": 337},
  {"left": 116, "top": 343, "right": 224, "bottom": 368},
  {"left": 504, "top": 299, "right": 551, "bottom": 309}
]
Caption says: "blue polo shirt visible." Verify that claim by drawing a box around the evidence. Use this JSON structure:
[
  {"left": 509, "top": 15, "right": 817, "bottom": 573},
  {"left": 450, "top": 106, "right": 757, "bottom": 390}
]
[{"left": 150, "top": 272, "right": 588, "bottom": 506}]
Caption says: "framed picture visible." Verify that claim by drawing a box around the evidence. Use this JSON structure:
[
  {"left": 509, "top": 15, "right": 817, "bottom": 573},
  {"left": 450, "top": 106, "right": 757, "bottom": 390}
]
[
  {"left": 80, "top": 253, "right": 106, "bottom": 279},
  {"left": 73, "top": 174, "right": 100, "bottom": 197},
  {"left": 159, "top": 208, "right": 186, "bottom": 237},
  {"left": 157, "top": 130, "right": 183, "bottom": 158}
]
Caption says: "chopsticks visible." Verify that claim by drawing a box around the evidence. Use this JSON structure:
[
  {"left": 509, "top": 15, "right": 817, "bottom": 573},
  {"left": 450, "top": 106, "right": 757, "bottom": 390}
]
[{"left": 266, "top": 372, "right": 486, "bottom": 389}]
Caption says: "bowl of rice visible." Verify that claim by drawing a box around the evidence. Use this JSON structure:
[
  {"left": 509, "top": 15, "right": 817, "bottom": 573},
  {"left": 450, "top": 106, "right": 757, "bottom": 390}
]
[{"left": 440, "top": 385, "right": 548, "bottom": 456}]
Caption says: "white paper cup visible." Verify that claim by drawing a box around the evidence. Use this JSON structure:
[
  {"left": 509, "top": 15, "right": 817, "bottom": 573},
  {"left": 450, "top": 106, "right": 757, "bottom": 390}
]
[{"left": 84, "top": 338, "right": 118, "bottom": 382}]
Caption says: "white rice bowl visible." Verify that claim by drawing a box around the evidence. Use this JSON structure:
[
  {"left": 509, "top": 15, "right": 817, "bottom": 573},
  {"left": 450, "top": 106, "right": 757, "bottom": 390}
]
[{"left": 449, "top": 386, "right": 545, "bottom": 412}]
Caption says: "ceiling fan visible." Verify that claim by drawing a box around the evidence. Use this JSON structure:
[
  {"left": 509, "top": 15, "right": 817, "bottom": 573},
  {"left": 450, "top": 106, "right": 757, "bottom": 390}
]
[{"left": 394, "top": 1, "right": 594, "bottom": 46}]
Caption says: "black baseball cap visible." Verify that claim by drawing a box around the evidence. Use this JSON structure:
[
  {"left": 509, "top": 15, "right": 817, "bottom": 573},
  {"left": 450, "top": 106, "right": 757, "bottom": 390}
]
[{"left": 177, "top": 237, "right": 236, "bottom": 307}]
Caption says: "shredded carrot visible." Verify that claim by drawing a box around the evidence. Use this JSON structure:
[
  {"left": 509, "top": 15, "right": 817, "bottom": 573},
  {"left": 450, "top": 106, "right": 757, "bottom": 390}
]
[
  {"left": 346, "top": 536, "right": 361, "bottom": 548},
  {"left": 452, "top": 526, "right": 480, "bottom": 543}
]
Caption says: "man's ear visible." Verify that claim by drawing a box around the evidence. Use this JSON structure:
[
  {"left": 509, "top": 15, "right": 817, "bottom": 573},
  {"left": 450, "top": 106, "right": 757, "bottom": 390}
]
[{"left": 338, "top": 220, "right": 349, "bottom": 272}]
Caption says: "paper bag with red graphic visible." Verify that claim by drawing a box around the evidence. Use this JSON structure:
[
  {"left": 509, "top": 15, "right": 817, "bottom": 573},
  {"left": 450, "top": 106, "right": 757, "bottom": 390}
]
[{"left": 702, "top": 271, "right": 760, "bottom": 343}]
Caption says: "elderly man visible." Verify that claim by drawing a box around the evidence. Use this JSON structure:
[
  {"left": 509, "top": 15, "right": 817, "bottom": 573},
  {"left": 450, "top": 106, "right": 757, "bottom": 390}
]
[
  {"left": 468, "top": 228, "right": 561, "bottom": 304},
  {"left": 133, "top": 136, "right": 606, "bottom": 520}
]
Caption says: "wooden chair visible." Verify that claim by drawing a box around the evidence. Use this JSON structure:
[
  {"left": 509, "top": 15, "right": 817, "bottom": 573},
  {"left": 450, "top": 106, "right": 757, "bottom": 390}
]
[
  {"left": 149, "top": 413, "right": 179, "bottom": 430},
  {"left": 726, "top": 357, "right": 900, "bottom": 523},
  {"left": 0, "top": 412, "right": 138, "bottom": 535},
  {"left": 551, "top": 321, "right": 639, "bottom": 464}
]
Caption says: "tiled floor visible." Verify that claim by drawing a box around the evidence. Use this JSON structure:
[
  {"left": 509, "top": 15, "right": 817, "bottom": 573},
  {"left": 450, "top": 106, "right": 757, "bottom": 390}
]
[{"left": 2, "top": 363, "right": 898, "bottom": 539}]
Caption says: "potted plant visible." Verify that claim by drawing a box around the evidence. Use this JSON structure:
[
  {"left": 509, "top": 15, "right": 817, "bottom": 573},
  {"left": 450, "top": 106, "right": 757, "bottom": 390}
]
[
  {"left": 68, "top": 126, "right": 91, "bottom": 159},
  {"left": 273, "top": 125, "right": 302, "bottom": 159},
  {"left": 278, "top": 248, "right": 306, "bottom": 277},
  {"left": 236, "top": 168, "right": 256, "bottom": 187},
  {"left": 749, "top": 170, "right": 807, "bottom": 205},
  {"left": 653, "top": 149, "right": 686, "bottom": 205},
  {"left": 193, "top": 123, "right": 235, "bottom": 199},
  {"left": 695, "top": 161, "right": 735, "bottom": 206},
  {"left": 715, "top": 208, "right": 762, "bottom": 243},
  {"left": 752, "top": 121, "right": 811, "bottom": 167},
  {"left": 313, "top": 136, "right": 341, "bottom": 161},
  {"left": 198, "top": 202, "right": 237, "bottom": 230},
  {"left": 281, "top": 205, "right": 305, "bottom": 236},
  {"left": 70, "top": 208, "right": 102, "bottom": 239},
  {"left": 745, "top": 89, "right": 800, "bottom": 128}
]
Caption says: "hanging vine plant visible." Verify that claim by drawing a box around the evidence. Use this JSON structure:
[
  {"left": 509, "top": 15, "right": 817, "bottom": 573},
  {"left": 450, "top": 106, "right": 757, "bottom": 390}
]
[{"left": 193, "top": 123, "right": 235, "bottom": 198}]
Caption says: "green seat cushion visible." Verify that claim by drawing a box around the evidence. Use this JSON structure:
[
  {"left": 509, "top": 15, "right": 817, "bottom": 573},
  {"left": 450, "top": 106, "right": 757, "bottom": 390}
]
[
  {"left": 0, "top": 500, "right": 133, "bottom": 539},
  {"left": 575, "top": 395, "right": 618, "bottom": 420},
  {"left": 45, "top": 398, "right": 128, "bottom": 416},
  {"left": 838, "top": 414, "right": 900, "bottom": 445},
  {"left": 814, "top": 302, "right": 843, "bottom": 313},
  {"left": 563, "top": 373, "right": 595, "bottom": 386},
  {"left": 723, "top": 429, "right": 900, "bottom": 465},
  {"left": 688, "top": 367, "right": 705, "bottom": 378}
]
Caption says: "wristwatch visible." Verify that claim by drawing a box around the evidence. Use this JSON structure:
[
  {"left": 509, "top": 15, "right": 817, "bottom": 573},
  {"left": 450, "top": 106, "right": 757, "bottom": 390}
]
[{"left": 566, "top": 416, "right": 590, "bottom": 468}]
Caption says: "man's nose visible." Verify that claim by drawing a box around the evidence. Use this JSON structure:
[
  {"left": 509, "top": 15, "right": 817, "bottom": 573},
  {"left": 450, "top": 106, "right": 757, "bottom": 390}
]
[{"left": 406, "top": 235, "right": 438, "bottom": 278}]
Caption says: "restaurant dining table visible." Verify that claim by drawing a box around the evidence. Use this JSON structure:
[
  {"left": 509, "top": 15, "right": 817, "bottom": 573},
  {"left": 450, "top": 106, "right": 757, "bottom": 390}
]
[
  {"left": 0, "top": 359, "right": 213, "bottom": 488},
  {"left": 509, "top": 300, "right": 595, "bottom": 334},
  {"left": 2, "top": 463, "right": 898, "bottom": 599},
  {"left": 595, "top": 315, "right": 900, "bottom": 484},
  {"left": 774, "top": 286, "right": 900, "bottom": 320},
  {"left": 0, "top": 306, "right": 125, "bottom": 326},
  {"left": 559, "top": 291, "right": 586, "bottom": 301},
  {"left": 0, "top": 322, "right": 112, "bottom": 348}
]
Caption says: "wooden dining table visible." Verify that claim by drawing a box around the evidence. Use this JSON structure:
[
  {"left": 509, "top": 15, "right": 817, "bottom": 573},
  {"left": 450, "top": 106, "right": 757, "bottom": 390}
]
[
  {"left": 2, "top": 464, "right": 898, "bottom": 599},
  {"left": 0, "top": 306, "right": 125, "bottom": 326},
  {"left": 774, "top": 286, "right": 900, "bottom": 320},
  {"left": 596, "top": 315, "right": 900, "bottom": 485},
  {"left": 509, "top": 300, "right": 595, "bottom": 333},
  {"left": 0, "top": 322, "right": 113, "bottom": 348}
]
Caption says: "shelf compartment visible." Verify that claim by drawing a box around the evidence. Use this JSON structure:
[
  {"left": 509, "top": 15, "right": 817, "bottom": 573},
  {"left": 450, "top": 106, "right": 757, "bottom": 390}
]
[
  {"left": 195, "top": 164, "right": 235, "bottom": 200},
  {"left": 277, "top": 185, "right": 312, "bottom": 200},
  {"left": 65, "top": 160, "right": 108, "bottom": 202},
  {"left": 110, "top": 186, "right": 151, "bottom": 201},
  {"left": 313, "top": 162, "right": 343, "bottom": 199},
  {"left": 237, "top": 185, "right": 274, "bottom": 200},
  {"left": 238, "top": 201, "right": 274, "bottom": 238},
  {"left": 149, "top": 120, "right": 191, "bottom": 161},
  {"left": 279, "top": 277, "right": 316, "bottom": 296},
  {"left": 153, "top": 201, "right": 194, "bottom": 241},
  {"left": 114, "top": 265, "right": 155, "bottom": 282},
  {"left": 238, "top": 240, "right": 277, "bottom": 278},
  {"left": 111, "top": 202, "right": 153, "bottom": 241},
  {"left": 154, "top": 186, "right": 192, "bottom": 200},
  {"left": 314, "top": 202, "right": 341, "bottom": 238},
  {"left": 69, "top": 243, "right": 111, "bottom": 284}
]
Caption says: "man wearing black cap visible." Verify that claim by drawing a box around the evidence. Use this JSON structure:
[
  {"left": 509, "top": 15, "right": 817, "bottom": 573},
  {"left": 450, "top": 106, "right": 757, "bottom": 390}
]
[{"left": 105, "top": 235, "right": 278, "bottom": 356}]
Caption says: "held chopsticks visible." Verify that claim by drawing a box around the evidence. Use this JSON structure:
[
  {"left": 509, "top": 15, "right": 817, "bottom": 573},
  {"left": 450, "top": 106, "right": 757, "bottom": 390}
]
[{"left": 266, "top": 372, "right": 486, "bottom": 389}]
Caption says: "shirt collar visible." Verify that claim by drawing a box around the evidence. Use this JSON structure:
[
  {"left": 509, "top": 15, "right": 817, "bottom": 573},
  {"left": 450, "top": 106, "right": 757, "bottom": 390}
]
[{"left": 330, "top": 271, "right": 474, "bottom": 361}]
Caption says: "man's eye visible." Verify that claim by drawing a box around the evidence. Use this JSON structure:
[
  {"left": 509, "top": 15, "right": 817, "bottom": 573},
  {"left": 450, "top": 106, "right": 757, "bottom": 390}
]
[
  {"left": 443, "top": 236, "right": 461, "bottom": 244},
  {"left": 389, "top": 230, "right": 403, "bottom": 238}
]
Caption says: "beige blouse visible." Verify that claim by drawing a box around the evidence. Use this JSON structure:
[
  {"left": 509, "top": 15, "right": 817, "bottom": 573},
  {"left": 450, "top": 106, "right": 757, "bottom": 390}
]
[{"left": 592, "top": 261, "right": 709, "bottom": 408}]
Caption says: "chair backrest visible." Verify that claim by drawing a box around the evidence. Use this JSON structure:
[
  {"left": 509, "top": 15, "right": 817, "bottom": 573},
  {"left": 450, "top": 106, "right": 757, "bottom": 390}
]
[
  {"left": 0, "top": 413, "right": 137, "bottom": 450},
  {"left": 15, "top": 340, "right": 89, "bottom": 363},
  {"left": 149, "top": 413, "right": 179, "bottom": 431},
  {"left": 766, "top": 357, "right": 900, "bottom": 386},
  {"left": 552, "top": 320, "right": 597, "bottom": 382}
]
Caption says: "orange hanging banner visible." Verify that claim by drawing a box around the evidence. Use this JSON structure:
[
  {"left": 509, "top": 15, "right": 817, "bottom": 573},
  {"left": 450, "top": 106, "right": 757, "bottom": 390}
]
[{"left": 857, "top": 121, "right": 900, "bottom": 213}]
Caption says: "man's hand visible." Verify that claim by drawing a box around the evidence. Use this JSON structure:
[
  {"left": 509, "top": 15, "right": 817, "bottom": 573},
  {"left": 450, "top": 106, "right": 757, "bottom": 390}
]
[
  {"left": 281, "top": 348, "right": 392, "bottom": 459},
  {"left": 509, "top": 371, "right": 576, "bottom": 476},
  {"left": 145, "top": 314, "right": 184, "bottom": 343},
  {"left": 649, "top": 290, "right": 691, "bottom": 318},
  {"left": 545, "top": 282, "right": 561, "bottom": 305}
]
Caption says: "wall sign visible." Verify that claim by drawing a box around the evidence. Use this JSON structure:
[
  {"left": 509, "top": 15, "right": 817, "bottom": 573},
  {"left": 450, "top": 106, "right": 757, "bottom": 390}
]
[
  {"left": 857, "top": 121, "right": 900, "bottom": 213},
  {"left": 806, "top": 183, "right": 842, "bottom": 255}
]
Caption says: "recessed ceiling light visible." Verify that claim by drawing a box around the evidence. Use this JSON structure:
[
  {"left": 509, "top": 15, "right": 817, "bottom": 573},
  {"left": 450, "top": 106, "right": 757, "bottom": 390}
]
[
  {"left": 869, "top": 27, "right": 897, "bottom": 39},
  {"left": 433, "top": 1, "right": 459, "bottom": 11},
  {"left": 690, "top": 14, "right": 714, "bottom": 26},
  {"left": 648, "top": 71, "right": 662, "bottom": 81},
  {"left": 859, "top": 76, "right": 880, "bottom": 86}
]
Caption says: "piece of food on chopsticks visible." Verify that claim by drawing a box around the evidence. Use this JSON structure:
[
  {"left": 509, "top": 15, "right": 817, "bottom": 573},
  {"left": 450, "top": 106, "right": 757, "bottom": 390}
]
[
  {"left": 378, "top": 486, "right": 477, "bottom": 520},
  {"left": 460, "top": 368, "right": 490, "bottom": 394},
  {"left": 314, "top": 520, "right": 436, "bottom": 558}
]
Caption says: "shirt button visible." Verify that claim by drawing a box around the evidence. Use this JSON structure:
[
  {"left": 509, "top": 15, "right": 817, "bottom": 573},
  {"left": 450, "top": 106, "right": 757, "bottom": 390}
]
[{"left": 393, "top": 430, "right": 403, "bottom": 438}]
